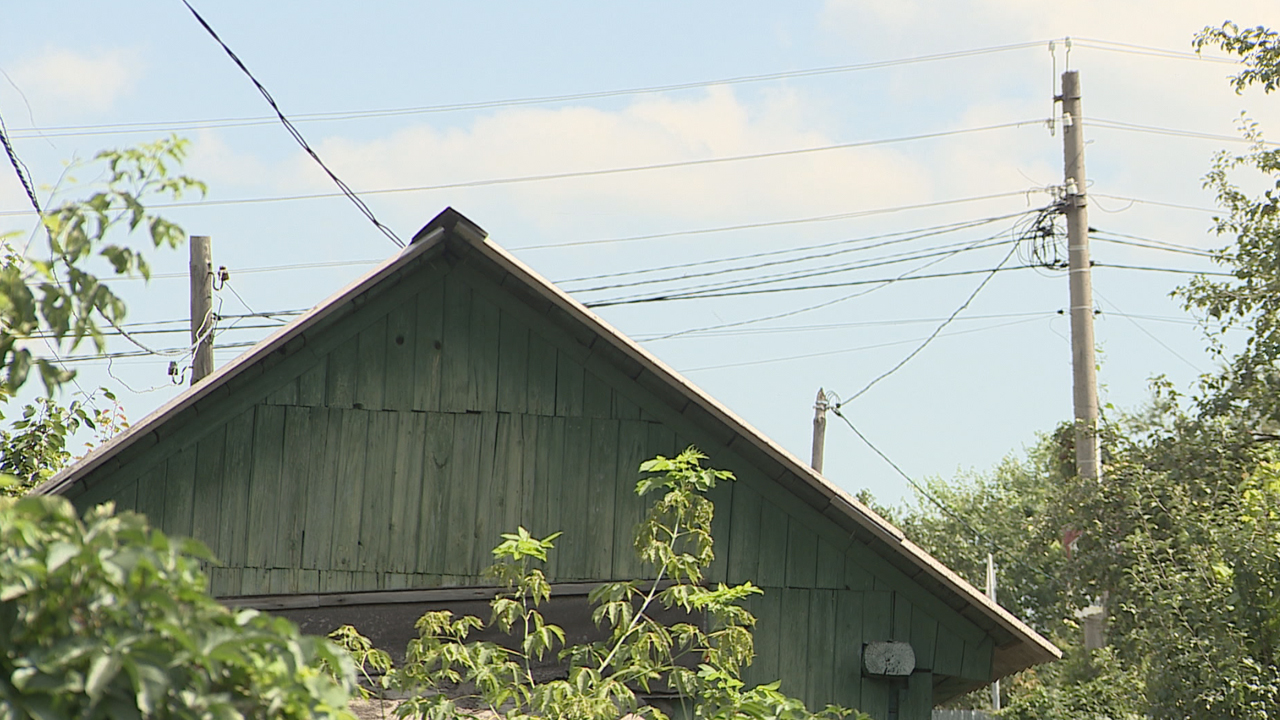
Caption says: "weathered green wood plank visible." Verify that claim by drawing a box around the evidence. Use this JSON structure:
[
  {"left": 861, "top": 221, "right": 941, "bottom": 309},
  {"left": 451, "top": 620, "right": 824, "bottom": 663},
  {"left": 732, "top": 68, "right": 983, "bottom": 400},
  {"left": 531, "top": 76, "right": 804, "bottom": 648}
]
[
  {"left": 843, "top": 554, "right": 875, "bottom": 591},
  {"left": 777, "top": 587, "right": 810, "bottom": 702},
  {"left": 298, "top": 569, "right": 319, "bottom": 593},
  {"left": 444, "top": 412, "right": 482, "bottom": 574},
  {"left": 726, "top": 482, "right": 762, "bottom": 585},
  {"left": 354, "top": 316, "right": 388, "bottom": 410},
  {"left": 263, "top": 375, "right": 298, "bottom": 406},
  {"left": 756, "top": 501, "right": 788, "bottom": 587},
  {"left": 785, "top": 519, "right": 817, "bottom": 588},
  {"left": 114, "top": 479, "right": 139, "bottom": 515},
  {"left": 493, "top": 413, "right": 526, "bottom": 549},
  {"left": 893, "top": 593, "right": 912, "bottom": 642},
  {"left": 329, "top": 409, "right": 370, "bottom": 571},
  {"left": 816, "top": 538, "right": 844, "bottom": 590},
  {"left": 533, "top": 416, "right": 565, "bottom": 579},
  {"left": 319, "top": 570, "right": 354, "bottom": 593},
  {"left": 275, "top": 406, "right": 316, "bottom": 568},
  {"left": 135, "top": 465, "right": 166, "bottom": 531},
  {"left": 909, "top": 610, "right": 938, "bottom": 672},
  {"left": 902, "top": 671, "right": 932, "bottom": 720},
  {"left": 470, "top": 412, "right": 503, "bottom": 572},
  {"left": 439, "top": 274, "right": 473, "bottom": 413},
  {"left": 932, "top": 625, "right": 964, "bottom": 677},
  {"left": 268, "top": 569, "right": 296, "bottom": 595},
  {"left": 247, "top": 405, "right": 286, "bottom": 568},
  {"left": 209, "top": 567, "right": 240, "bottom": 597},
  {"left": 241, "top": 568, "right": 271, "bottom": 596},
  {"left": 705, "top": 475, "right": 732, "bottom": 584},
  {"left": 863, "top": 591, "right": 893, "bottom": 643},
  {"left": 807, "top": 589, "right": 836, "bottom": 708},
  {"left": 358, "top": 410, "right": 399, "bottom": 572},
  {"left": 612, "top": 392, "right": 641, "bottom": 421},
  {"left": 298, "top": 360, "right": 326, "bottom": 406},
  {"left": 859, "top": 678, "right": 890, "bottom": 720},
  {"left": 496, "top": 311, "right": 529, "bottom": 413},
  {"left": 583, "top": 371, "right": 611, "bottom": 419},
  {"left": 744, "top": 588, "right": 781, "bottom": 689},
  {"left": 383, "top": 297, "right": 417, "bottom": 412},
  {"left": 586, "top": 419, "right": 619, "bottom": 579},
  {"left": 417, "top": 412, "right": 455, "bottom": 574},
  {"left": 519, "top": 415, "right": 539, "bottom": 540},
  {"left": 413, "top": 282, "right": 445, "bottom": 412},
  {"left": 960, "top": 636, "right": 993, "bottom": 682},
  {"left": 611, "top": 419, "right": 649, "bottom": 579},
  {"left": 834, "top": 590, "right": 864, "bottom": 710},
  {"left": 469, "top": 295, "right": 501, "bottom": 412},
  {"left": 557, "top": 417, "right": 592, "bottom": 579},
  {"left": 190, "top": 427, "right": 226, "bottom": 553},
  {"left": 325, "top": 335, "right": 359, "bottom": 409},
  {"left": 215, "top": 408, "right": 255, "bottom": 568},
  {"left": 389, "top": 412, "right": 427, "bottom": 573},
  {"left": 555, "top": 353, "right": 585, "bottom": 417},
  {"left": 163, "top": 444, "right": 197, "bottom": 539},
  {"left": 301, "top": 408, "right": 339, "bottom": 570},
  {"left": 526, "top": 333, "right": 558, "bottom": 416}
]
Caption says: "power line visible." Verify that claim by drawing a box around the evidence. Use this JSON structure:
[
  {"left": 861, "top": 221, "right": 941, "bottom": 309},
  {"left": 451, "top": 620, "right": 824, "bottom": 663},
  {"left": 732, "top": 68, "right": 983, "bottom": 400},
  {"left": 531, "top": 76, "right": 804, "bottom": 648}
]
[
  {"left": 572, "top": 234, "right": 1015, "bottom": 299},
  {"left": 0, "top": 126, "right": 1049, "bottom": 219},
  {"left": 1071, "top": 37, "right": 1240, "bottom": 65},
  {"left": 834, "top": 243, "right": 1021, "bottom": 407},
  {"left": 560, "top": 214, "right": 1023, "bottom": 288},
  {"left": 633, "top": 222, "right": 1039, "bottom": 341},
  {"left": 680, "top": 315, "right": 1047, "bottom": 372},
  {"left": 638, "top": 310, "right": 1052, "bottom": 342},
  {"left": 515, "top": 193, "right": 1047, "bottom": 251},
  {"left": 1090, "top": 193, "right": 1218, "bottom": 214},
  {"left": 1094, "top": 290, "right": 1203, "bottom": 373},
  {"left": 1088, "top": 117, "right": 1280, "bottom": 148},
  {"left": 4, "top": 41, "right": 1050, "bottom": 140},
  {"left": 4, "top": 38, "right": 1235, "bottom": 142},
  {"left": 0, "top": 107, "right": 41, "bottom": 216},
  {"left": 830, "top": 406, "right": 1056, "bottom": 583},
  {"left": 1092, "top": 234, "right": 1215, "bottom": 258},
  {"left": 585, "top": 263, "right": 1039, "bottom": 307},
  {"left": 1091, "top": 261, "right": 1233, "bottom": 276},
  {"left": 179, "top": 0, "right": 404, "bottom": 248},
  {"left": 1092, "top": 228, "right": 1217, "bottom": 256}
]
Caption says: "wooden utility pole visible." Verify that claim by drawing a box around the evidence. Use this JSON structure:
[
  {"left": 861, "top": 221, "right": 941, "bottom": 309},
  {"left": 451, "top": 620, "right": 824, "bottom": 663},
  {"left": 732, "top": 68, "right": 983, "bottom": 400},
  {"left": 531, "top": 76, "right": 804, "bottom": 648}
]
[
  {"left": 987, "top": 553, "right": 1001, "bottom": 711},
  {"left": 1060, "top": 71, "right": 1101, "bottom": 480},
  {"left": 811, "top": 388, "right": 829, "bottom": 474},
  {"left": 189, "top": 235, "right": 214, "bottom": 385}
]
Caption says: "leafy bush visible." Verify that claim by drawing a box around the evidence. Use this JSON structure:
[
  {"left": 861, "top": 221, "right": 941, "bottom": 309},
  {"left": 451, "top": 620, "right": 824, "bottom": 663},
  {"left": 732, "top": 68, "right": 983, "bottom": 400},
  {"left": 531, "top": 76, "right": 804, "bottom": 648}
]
[{"left": 0, "top": 494, "right": 358, "bottom": 719}]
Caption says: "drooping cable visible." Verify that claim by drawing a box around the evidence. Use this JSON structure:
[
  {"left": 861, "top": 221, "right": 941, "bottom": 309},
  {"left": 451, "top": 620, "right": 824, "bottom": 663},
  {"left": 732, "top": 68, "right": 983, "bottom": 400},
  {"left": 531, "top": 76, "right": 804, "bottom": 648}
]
[{"left": 179, "top": 0, "right": 404, "bottom": 248}]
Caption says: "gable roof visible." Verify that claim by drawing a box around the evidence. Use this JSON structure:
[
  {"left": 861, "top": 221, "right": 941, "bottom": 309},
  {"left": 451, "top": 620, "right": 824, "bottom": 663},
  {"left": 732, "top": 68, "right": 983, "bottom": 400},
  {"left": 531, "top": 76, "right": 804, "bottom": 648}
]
[{"left": 37, "top": 207, "right": 1060, "bottom": 680}]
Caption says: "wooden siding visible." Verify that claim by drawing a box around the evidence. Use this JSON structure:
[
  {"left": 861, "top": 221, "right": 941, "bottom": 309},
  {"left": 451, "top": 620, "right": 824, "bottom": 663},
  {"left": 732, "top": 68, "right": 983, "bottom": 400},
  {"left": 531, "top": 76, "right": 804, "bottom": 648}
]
[{"left": 69, "top": 249, "right": 992, "bottom": 720}]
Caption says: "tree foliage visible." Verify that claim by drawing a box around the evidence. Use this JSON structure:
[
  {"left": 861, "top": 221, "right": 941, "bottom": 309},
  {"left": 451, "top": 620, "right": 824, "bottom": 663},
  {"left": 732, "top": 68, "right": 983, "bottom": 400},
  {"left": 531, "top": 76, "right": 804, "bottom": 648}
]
[
  {"left": 0, "top": 494, "right": 359, "bottom": 720},
  {"left": 0, "top": 136, "right": 204, "bottom": 394},
  {"left": 332, "top": 448, "right": 864, "bottom": 720}
]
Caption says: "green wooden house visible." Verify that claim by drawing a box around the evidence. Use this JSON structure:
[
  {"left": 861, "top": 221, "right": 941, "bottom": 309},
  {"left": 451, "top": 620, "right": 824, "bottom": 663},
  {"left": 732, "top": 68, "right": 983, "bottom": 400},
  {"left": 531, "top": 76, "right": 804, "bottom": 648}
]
[{"left": 37, "top": 208, "right": 1058, "bottom": 719}]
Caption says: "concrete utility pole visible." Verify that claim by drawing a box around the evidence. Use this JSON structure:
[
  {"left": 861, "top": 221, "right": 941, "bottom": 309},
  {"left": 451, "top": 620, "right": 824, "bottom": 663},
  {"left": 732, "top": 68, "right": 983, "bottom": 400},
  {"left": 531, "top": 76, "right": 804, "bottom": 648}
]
[
  {"left": 1060, "top": 71, "right": 1102, "bottom": 481},
  {"left": 189, "top": 235, "right": 214, "bottom": 385},
  {"left": 811, "top": 388, "right": 830, "bottom": 474},
  {"left": 986, "top": 553, "right": 1001, "bottom": 711}
]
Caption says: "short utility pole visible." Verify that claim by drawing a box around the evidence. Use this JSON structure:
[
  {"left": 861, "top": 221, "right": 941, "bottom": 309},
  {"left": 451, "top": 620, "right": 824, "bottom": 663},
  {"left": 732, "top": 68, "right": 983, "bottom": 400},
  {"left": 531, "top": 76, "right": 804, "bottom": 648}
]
[
  {"left": 811, "top": 388, "right": 830, "bottom": 474},
  {"left": 987, "top": 553, "right": 1001, "bottom": 711},
  {"left": 189, "top": 235, "right": 214, "bottom": 385},
  {"left": 1059, "top": 71, "right": 1102, "bottom": 481}
]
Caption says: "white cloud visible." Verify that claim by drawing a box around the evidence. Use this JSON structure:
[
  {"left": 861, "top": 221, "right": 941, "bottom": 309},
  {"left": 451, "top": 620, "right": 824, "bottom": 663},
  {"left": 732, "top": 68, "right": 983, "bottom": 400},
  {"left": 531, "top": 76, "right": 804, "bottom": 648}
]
[
  {"left": 279, "top": 87, "right": 932, "bottom": 235},
  {"left": 10, "top": 47, "right": 138, "bottom": 116}
]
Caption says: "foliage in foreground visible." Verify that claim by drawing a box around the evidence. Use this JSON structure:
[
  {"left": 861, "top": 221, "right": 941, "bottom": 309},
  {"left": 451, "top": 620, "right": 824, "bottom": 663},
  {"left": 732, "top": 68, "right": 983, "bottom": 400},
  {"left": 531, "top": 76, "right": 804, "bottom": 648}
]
[
  {"left": 333, "top": 448, "right": 864, "bottom": 720},
  {"left": 0, "top": 493, "right": 358, "bottom": 720}
]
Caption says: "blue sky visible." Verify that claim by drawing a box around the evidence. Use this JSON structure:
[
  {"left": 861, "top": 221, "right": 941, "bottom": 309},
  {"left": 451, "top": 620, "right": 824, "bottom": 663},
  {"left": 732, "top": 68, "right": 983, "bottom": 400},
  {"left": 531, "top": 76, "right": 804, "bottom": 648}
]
[{"left": 2, "top": 0, "right": 1276, "bottom": 507}]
